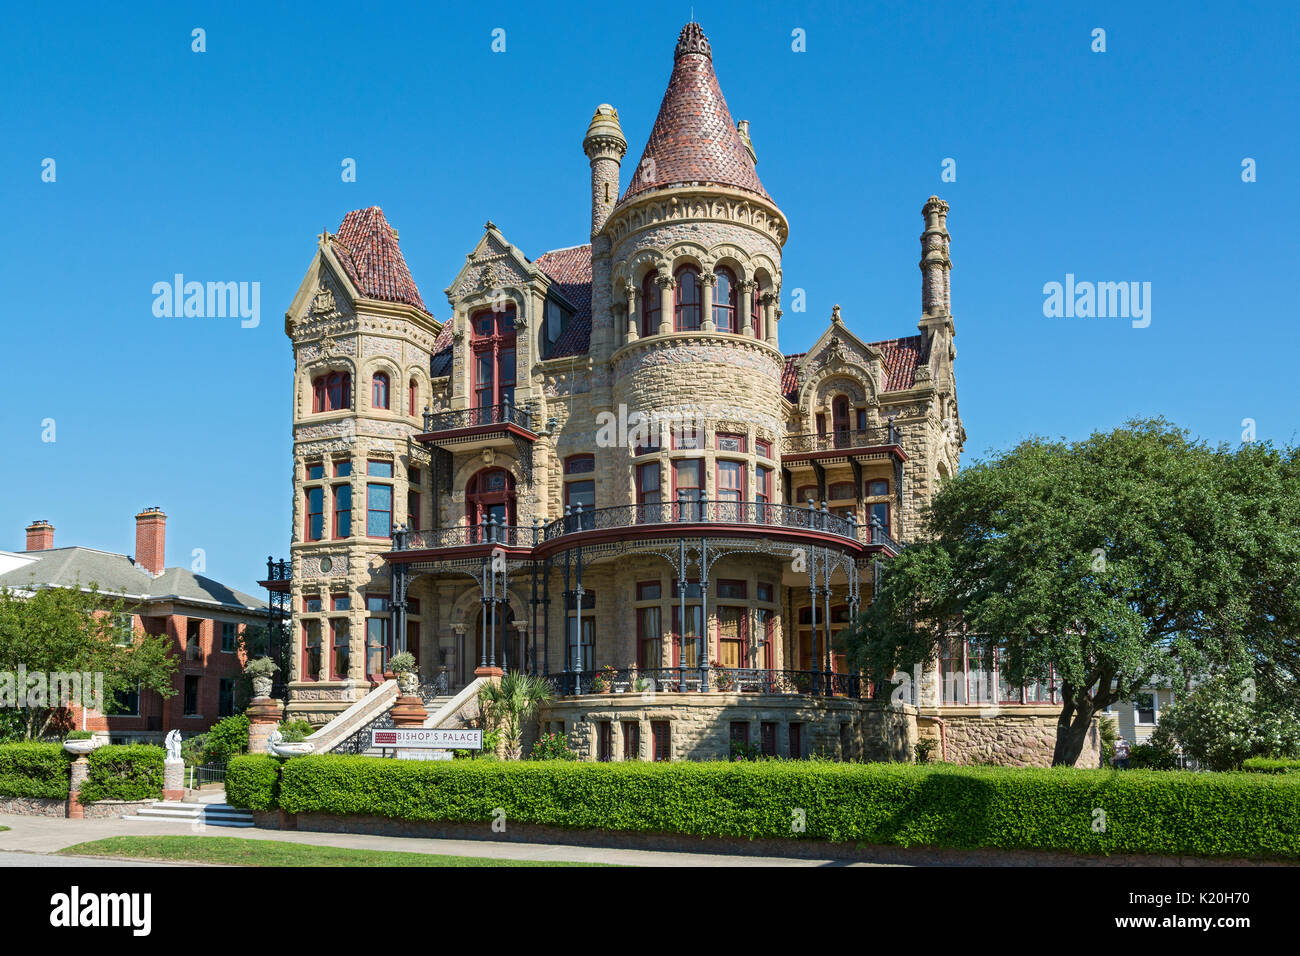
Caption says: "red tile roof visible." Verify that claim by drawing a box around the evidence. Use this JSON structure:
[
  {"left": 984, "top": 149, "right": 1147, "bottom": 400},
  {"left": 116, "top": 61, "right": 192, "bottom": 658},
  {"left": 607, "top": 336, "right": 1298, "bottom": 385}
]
[
  {"left": 620, "top": 23, "right": 769, "bottom": 205},
  {"left": 534, "top": 244, "right": 593, "bottom": 357},
  {"left": 780, "top": 334, "right": 931, "bottom": 400},
  {"left": 334, "top": 207, "right": 430, "bottom": 314},
  {"left": 429, "top": 322, "right": 454, "bottom": 378}
]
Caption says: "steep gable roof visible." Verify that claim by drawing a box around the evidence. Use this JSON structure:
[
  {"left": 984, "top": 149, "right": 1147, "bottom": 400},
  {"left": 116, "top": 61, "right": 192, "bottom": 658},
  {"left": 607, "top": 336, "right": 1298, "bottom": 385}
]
[
  {"left": 333, "top": 207, "right": 430, "bottom": 315},
  {"left": 620, "top": 23, "right": 769, "bottom": 205},
  {"left": 534, "top": 244, "right": 593, "bottom": 357},
  {"left": 780, "top": 334, "right": 931, "bottom": 400}
]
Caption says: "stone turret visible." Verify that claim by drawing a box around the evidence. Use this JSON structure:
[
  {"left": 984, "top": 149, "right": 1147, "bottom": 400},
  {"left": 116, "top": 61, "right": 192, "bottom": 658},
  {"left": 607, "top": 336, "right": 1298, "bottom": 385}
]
[
  {"left": 583, "top": 104, "right": 627, "bottom": 238},
  {"left": 919, "top": 196, "right": 952, "bottom": 321}
]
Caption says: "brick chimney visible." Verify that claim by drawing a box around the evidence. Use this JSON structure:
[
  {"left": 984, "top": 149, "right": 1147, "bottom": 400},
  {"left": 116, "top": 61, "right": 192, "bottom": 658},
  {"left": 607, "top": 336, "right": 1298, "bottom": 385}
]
[
  {"left": 134, "top": 508, "right": 166, "bottom": 575},
  {"left": 25, "top": 520, "right": 55, "bottom": 551}
]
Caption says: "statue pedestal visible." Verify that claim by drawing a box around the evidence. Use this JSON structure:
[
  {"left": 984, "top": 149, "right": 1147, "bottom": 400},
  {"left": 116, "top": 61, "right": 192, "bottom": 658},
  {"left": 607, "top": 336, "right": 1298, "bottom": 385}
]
[
  {"left": 474, "top": 666, "right": 504, "bottom": 679},
  {"left": 67, "top": 757, "right": 89, "bottom": 819},
  {"left": 247, "top": 696, "right": 284, "bottom": 754},
  {"left": 390, "top": 696, "right": 428, "bottom": 728},
  {"left": 163, "top": 757, "right": 185, "bottom": 801}
]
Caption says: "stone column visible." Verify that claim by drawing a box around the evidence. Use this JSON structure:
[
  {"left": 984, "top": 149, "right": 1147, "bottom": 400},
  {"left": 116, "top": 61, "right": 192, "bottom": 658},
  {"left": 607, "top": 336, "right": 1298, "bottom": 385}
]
[
  {"left": 247, "top": 694, "right": 284, "bottom": 754},
  {"left": 163, "top": 756, "right": 185, "bottom": 801},
  {"left": 761, "top": 293, "right": 777, "bottom": 347},
  {"left": 624, "top": 281, "right": 638, "bottom": 343},
  {"left": 700, "top": 272, "right": 716, "bottom": 332},
  {"left": 657, "top": 274, "right": 674, "bottom": 335},
  {"left": 67, "top": 757, "right": 89, "bottom": 819},
  {"left": 738, "top": 280, "right": 754, "bottom": 337}
]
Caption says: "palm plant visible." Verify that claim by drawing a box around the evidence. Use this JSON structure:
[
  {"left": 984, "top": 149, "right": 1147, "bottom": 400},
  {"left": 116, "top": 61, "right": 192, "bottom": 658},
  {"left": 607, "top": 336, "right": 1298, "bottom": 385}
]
[{"left": 477, "top": 673, "right": 555, "bottom": 760}]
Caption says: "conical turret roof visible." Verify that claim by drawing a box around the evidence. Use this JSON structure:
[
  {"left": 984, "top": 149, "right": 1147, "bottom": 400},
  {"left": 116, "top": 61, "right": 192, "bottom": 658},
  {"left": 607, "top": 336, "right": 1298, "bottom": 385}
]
[{"left": 619, "top": 22, "right": 769, "bottom": 205}]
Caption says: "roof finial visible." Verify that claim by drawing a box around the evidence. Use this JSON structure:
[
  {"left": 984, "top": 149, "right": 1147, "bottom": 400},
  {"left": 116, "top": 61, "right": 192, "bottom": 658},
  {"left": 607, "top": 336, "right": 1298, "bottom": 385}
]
[{"left": 675, "top": 21, "right": 711, "bottom": 59}]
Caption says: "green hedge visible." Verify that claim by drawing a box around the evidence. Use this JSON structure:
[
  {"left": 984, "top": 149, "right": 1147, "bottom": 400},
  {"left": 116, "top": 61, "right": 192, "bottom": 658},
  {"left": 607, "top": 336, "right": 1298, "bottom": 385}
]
[
  {"left": 228, "top": 757, "right": 1300, "bottom": 860},
  {"left": 1242, "top": 757, "right": 1300, "bottom": 774},
  {"left": 0, "top": 743, "right": 72, "bottom": 799},
  {"left": 78, "top": 745, "right": 164, "bottom": 803},
  {"left": 225, "top": 754, "right": 282, "bottom": 811}
]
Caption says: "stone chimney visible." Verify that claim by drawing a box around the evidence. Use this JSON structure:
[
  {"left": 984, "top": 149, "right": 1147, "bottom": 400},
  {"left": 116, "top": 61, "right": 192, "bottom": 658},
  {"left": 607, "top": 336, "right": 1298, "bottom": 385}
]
[
  {"left": 134, "top": 507, "right": 166, "bottom": 575},
  {"left": 583, "top": 103, "right": 627, "bottom": 237},
  {"left": 920, "top": 195, "right": 952, "bottom": 319},
  {"left": 25, "top": 520, "right": 54, "bottom": 551}
]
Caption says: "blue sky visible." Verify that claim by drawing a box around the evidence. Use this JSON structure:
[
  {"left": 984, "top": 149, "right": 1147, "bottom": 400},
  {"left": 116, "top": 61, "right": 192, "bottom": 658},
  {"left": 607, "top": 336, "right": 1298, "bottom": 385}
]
[{"left": 2, "top": 0, "right": 1296, "bottom": 596}]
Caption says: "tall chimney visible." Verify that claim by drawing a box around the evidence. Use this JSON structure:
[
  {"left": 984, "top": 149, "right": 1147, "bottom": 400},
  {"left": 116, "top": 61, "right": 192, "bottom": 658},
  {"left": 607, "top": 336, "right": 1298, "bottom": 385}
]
[
  {"left": 583, "top": 103, "right": 627, "bottom": 237},
  {"left": 25, "top": 520, "right": 54, "bottom": 551},
  {"left": 134, "top": 507, "right": 166, "bottom": 575},
  {"left": 920, "top": 195, "right": 952, "bottom": 318}
]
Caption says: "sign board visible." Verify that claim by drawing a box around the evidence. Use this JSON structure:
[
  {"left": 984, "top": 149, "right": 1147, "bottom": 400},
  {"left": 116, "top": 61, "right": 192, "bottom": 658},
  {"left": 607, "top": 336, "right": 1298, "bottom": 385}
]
[
  {"left": 398, "top": 749, "right": 454, "bottom": 761},
  {"left": 371, "top": 728, "right": 483, "bottom": 750}
]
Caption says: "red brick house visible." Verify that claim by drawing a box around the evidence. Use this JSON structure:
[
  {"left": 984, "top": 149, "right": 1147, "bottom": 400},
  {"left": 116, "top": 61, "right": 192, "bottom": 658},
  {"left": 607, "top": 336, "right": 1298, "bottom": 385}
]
[{"left": 0, "top": 509, "right": 268, "bottom": 743}]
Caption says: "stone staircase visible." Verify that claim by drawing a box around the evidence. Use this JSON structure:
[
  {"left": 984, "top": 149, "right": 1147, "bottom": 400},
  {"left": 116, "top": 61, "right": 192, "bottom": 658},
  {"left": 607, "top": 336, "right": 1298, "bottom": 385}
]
[{"left": 123, "top": 801, "right": 254, "bottom": 828}]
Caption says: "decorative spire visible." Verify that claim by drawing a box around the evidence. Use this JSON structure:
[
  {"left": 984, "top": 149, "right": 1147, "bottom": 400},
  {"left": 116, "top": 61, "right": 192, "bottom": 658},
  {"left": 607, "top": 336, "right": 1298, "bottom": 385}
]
[{"left": 675, "top": 21, "right": 712, "bottom": 59}]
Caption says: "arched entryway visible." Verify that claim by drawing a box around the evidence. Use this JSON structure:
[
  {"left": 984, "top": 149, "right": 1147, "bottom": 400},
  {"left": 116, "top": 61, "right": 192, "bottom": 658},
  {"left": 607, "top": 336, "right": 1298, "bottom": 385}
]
[{"left": 463, "top": 604, "right": 518, "bottom": 682}]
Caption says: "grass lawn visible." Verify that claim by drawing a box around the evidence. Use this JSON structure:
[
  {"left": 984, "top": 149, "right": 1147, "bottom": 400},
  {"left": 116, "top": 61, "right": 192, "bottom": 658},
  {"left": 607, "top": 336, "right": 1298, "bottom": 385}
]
[{"left": 58, "top": 836, "right": 608, "bottom": 867}]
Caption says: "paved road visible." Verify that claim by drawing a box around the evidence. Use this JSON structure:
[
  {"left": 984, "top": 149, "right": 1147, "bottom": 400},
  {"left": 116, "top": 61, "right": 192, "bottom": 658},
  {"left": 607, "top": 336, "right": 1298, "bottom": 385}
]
[
  {"left": 0, "top": 851, "right": 172, "bottom": 867},
  {"left": 0, "top": 814, "right": 894, "bottom": 867}
]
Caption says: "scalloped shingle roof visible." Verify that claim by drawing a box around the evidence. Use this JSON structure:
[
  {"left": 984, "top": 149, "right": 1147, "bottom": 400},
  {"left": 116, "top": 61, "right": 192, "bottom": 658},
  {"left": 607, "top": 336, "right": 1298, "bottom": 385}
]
[{"left": 334, "top": 207, "right": 430, "bottom": 315}]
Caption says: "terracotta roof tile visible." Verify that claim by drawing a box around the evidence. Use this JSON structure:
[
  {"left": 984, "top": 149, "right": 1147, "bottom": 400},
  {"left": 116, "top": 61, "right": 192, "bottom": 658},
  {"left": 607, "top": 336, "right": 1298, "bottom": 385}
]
[
  {"left": 534, "top": 244, "right": 593, "bottom": 357},
  {"left": 780, "top": 335, "right": 931, "bottom": 400},
  {"left": 333, "top": 207, "right": 430, "bottom": 314},
  {"left": 620, "top": 23, "right": 769, "bottom": 205},
  {"left": 429, "top": 322, "right": 454, "bottom": 378}
]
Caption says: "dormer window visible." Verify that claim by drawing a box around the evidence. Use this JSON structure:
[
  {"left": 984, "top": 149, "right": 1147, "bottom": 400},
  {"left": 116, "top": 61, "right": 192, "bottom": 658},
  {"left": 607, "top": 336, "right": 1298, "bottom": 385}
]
[
  {"left": 674, "top": 266, "right": 701, "bottom": 332},
  {"left": 543, "top": 298, "right": 571, "bottom": 358},
  {"left": 312, "top": 371, "right": 351, "bottom": 412},
  {"left": 471, "top": 306, "right": 517, "bottom": 409},
  {"left": 372, "top": 372, "right": 390, "bottom": 410},
  {"left": 713, "top": 267, "right": 737, "bottom": 333}
]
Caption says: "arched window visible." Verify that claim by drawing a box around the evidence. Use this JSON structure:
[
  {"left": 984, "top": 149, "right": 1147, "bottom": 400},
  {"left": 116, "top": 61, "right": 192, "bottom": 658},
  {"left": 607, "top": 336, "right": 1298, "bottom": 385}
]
[
  {"left": 312, "top": 371, "right": 351, "bottom": 412},
  {"left": 466, "top": 468, "right": 517, "bottom": 541},
  {"left": 640, "top": 271, "right": 660, "bottom": 337},
  {"left": 408, "top": 379, "right": 418, "bottom": 417},
  {"left": 674, "top": 266, "right": 701, "bottom": 332},
  {"left": 713, "top": 268, "right": 737, "bottom": 333},
  {"left": 471, "top": 306, "right": 517, "bottom": 410},
  {"left": 371, "top": 372, "right": 390, "bottom": 410}
]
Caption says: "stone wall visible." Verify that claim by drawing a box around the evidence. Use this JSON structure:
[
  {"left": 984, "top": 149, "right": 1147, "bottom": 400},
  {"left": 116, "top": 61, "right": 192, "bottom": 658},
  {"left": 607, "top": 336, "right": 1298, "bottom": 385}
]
[
  {"left": 539, "top": 694, "right": 916, "bottom": 762},
  {"left": 919, "top": 707, "right": 1101, "bottom": 768}
]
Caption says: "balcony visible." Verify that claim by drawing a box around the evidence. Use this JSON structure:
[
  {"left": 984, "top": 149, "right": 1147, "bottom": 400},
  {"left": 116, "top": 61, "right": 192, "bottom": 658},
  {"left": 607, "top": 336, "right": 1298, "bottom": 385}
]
[
  {"left": 782, "top": 421, "right": 906, "bottom": 463},
  {"left": 543, "top": 667, "right": 867, "bottom": 698},
  {"left": 258, "top": 557, "right": 291, "bottom": 594},
  {"left": 417, "top": 401, "right": 537, "bottom": 450}
]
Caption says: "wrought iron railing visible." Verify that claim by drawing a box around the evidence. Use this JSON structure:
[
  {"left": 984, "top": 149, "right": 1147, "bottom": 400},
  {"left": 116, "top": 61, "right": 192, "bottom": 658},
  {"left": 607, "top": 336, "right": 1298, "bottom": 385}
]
[
  {"left": 422, "top": 400, "right": 533, "bottom": 434},
  {"left": 859, "top": 517, "right": 904, "bottom": 553},
  {"left": 542, "top": 667, "right": 865, "bottom": 698},
  {"left": 264, "top": 557, "right": 290, "bottom": 582},
  {"left": 783, "top": 421, "right": 901, "bottom": 455}
]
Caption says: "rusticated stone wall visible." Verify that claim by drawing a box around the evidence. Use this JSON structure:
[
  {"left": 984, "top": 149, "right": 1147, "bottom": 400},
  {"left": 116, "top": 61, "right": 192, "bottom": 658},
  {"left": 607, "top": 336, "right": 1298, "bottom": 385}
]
[{"left": 918, "top": 707, "right": 1101, "bottom": 768}]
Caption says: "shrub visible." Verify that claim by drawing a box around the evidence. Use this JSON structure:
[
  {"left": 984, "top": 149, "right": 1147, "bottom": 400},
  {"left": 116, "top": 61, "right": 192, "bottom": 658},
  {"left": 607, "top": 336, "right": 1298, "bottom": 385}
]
[
  {"left": 263, "top": 757, "right": 1300, "bottom": 859},
  {"left": 730, "top": 740, "right": 761, "bottom": 761},
  {"left": 277, "top": 720, "right": 315, "bottom": 743},
  {"left": 0, "top": 742, "right": 73, "bottom": 799},
  {"left": 78, "top": 744, "right": 164, "bottom": 803},
  {"left": 530, "top": 732, "right": 576, "bottom": 760},
  {"left": 1243, "top": 757, "right": 1300, "bottom": 774},
  {"left": 244, "top": 657, "right": 279, "bottom": 679},
  {"left": 388, "top": 651, "right": 416, "bottom": 674},
  {"left": 1129, "top": 740, "right": 1179, "bottom": 770},
  {"left": 915, "top": 738, "right": 938, "bottom": 764},
  {"left": 201, "top": 714, "right": 250, "bottom": 764},
  {"left": 225, "top": 754, "right": 283, "bottom": 810},
  {"left": 64, "top": 730, "right": 95, "bottom": 741},
  {"left": 1159, "top": 673, "right": 1300, "bottom": 771}
]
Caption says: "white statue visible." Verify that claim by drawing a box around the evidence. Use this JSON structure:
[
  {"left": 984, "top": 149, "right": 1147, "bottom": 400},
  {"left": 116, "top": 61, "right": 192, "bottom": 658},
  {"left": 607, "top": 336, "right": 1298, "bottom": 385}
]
[{"left": 164, "top": 729, "right": 182, "bottom": 761}]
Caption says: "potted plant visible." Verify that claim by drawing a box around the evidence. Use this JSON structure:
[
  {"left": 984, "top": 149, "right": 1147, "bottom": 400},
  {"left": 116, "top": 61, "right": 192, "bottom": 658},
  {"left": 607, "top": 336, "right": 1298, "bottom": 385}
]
[
  {"left": 245, "top": 656, "right": 278, "bottom": 698},
  {"left": 63, "top": 730, "right": 101, "bottom": 755},
  {"left": 389, "top": 651, "right": 419, "bottom": 695},
  {"left": 712, "top": 661, "right": 735, "bottom": 692}
]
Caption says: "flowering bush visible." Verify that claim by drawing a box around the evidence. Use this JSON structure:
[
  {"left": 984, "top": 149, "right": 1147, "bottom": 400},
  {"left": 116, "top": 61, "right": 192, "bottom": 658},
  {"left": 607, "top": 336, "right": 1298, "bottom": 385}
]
[{"left": 1160, "top": 674, "right": 1300, "bottom": 771}]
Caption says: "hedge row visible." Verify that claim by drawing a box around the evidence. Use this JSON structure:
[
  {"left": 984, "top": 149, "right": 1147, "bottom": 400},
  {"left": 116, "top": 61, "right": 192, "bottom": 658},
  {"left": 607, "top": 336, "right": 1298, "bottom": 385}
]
[
  {"left": 0, "top": 743, "right": 73, "bottom": 799},
  {"left": 1242, "top": 757, "right": 1300, "bottom": 774},
  {"left": 78, "top": 745, "right": 164, "bottom": 803},
  {"left": 225, "top": 755, "right": 1300, "bottom": 859},
  {"left": 226, "top": 754, "right": 283, "bottom": 810}
]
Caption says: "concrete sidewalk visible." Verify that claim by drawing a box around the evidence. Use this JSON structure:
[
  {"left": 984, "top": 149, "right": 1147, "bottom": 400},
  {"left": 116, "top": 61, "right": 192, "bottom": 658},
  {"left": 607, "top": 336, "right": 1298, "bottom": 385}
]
[{"left": 0, "top": 814, "right": 890, "bottom": 867}]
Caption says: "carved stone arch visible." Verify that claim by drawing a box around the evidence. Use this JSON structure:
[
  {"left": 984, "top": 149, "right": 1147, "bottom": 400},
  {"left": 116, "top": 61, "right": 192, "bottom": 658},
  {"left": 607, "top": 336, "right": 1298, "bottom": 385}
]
[
  {"left": 662, "top": 241, "right": 709, "bottom": 274},
  {"left": 448, "top": 583, "right": 529, "bottom": 635},
  {"left": 297, "top": 356, "right": 358, "bottom": 418},
  {"left": 708, "top": 244, "right": 750, "bottom": 283},
  {"left": 360, "top": 355, "right": 402, "bottom": 412},
  {"left": 451, "top": 453, "right": 526, "bottom": 496},
  {"left": 801, "top": 364, "right": 878, "bottom": 419}
]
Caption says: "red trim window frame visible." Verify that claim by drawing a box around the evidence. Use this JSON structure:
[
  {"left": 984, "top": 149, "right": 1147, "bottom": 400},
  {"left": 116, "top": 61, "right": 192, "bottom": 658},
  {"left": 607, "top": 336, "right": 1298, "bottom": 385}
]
[
  {"left": 640, "top": 271, "right": 660, "bottom": 337},
  {"left": 752, "top": 284, "right": 764, "bottom": 339},
  {"left": 672, "top": 458, "right": 704, "bottom": 521},
  {"left": 372, "top": 372, "right": 390, "bottom": 410},
  {"left": 466, "top": 467, "right": 516, "bottom": 538},
  {"left": 670, "top": 580, "right": 703, "bottom": 668},
  {"left": 674, "top": 266, "right": 701, "bottom": 332},
  {"left": 636, "top": 462, "right": 661, "bottom": 507},
  {"left": 755, "top": 438, "right": 772, "bottom": 460},
  {"left": 366, "top": 482, "right": 393, "bottom": 539},
  {"left": 312, "top": 371, "right": 351, "bottom": 413},
  {"left": 756, "top": 465, "right": 773, "bottom": 518},
  {"left": 408, "top": 379, "right": 418, "bottom": 417},
  {"left": 305, "top": 487, "right": 324, "bottom": 541},
  {"left": 652, "top": 721, "right": 671, "bottom": 762},
  {"left": 470, "top": 306, "right": 517, "bottom": 409},
  {"left": 329, "top": 618, "right": 350, "bottom": 680},
  {"left": 755, "top": 582, "right": 776, "bottom": 669},
  {"left": 332, "top": 484, "right": 351, "bottom": 539},
  {"left": 301, "top": 620, "right": 321, "bottom": 682},
  {"left": 713, "top": 267, "right": 737, "bottom": 333},
  {"left": 715, "top": 580, "right": 747, "bottom": 669},
  {"left": 636, "top": 582, "right": 663, "bottom": 670},
  {"left": 716, "top": 459, "right": 744, "bottom": 521},
  {"left": 715, "top": 432, "right": 746, "bottom": 453}
]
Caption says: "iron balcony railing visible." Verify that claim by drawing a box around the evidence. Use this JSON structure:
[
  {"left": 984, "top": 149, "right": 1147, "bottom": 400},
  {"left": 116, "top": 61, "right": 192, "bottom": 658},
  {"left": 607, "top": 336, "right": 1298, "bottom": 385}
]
[
  {"left": 542, "top": 667, "right": 865, "bottom": 698},
  {"left": 264, "top": 557, "right": 290, "bottom": 582},
  {"left": 421, "top": 400, "right": 534, "bottom": 435},
  {"left": 783, "top": 420, "right": 902, "bottom": 455},
  {"left": 390, "top": 502, "right": 903, "bottom": 554}
]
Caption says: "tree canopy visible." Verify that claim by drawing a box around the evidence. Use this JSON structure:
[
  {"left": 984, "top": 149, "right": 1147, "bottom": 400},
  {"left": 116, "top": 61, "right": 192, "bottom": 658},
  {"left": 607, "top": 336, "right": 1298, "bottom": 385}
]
[{"left": 846, "top": 419, "right": 1300, "bottom": 765}]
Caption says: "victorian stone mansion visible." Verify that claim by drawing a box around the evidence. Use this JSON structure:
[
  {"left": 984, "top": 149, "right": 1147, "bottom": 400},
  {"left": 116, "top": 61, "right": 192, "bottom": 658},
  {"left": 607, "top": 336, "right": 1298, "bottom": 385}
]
[{"left": 271, "top": 23, "right": 1098, "bottom": 766}]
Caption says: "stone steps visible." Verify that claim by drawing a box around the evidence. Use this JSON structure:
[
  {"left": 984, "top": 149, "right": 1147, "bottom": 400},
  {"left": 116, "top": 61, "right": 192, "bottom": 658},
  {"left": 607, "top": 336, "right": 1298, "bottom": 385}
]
[{"left": 123, "top": 801, "right": 254, "bottom": 828}]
